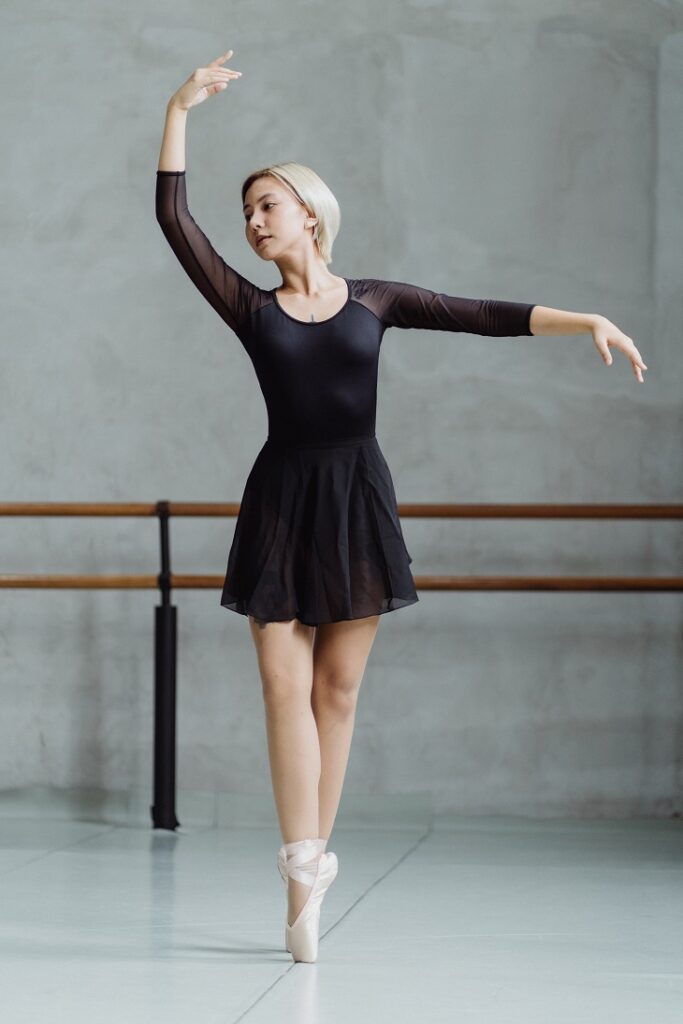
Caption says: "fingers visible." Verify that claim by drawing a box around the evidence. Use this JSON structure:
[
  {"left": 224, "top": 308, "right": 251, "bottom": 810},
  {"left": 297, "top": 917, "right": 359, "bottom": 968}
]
[
  {"left": 207, "top": 62, "right": 241, "bottom": 78},
  {"left": 595, "top": 322, "right": 648, "bottom": 382},
  {"left": 600, "top": 346, "right": 648, "bottom": 383},
  {"left": 202, "top": 68, "right": 243, "bottom": 93},
  {"left": 628, "top": 343, "right": 647, "bottom": 382},
  {"left": 210, "top": 49, "right": 234, "bottom": 66},
  {"left": 628, "top": 354, "right": 646, "bottom": 383},
  {"left": 206, "top": 50, "right": 244, "bottom": 82},
  {"left": 632, "top": 351, "right": 647, "bottom": 382},
  {"left": 622, "top": 335, "right": 647, "bottom": 370}
]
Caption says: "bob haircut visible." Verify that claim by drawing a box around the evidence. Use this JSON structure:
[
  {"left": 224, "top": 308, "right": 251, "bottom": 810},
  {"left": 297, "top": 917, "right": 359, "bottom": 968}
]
[{"left": 241, "top": 161, "right": 341, "bottom": 266}]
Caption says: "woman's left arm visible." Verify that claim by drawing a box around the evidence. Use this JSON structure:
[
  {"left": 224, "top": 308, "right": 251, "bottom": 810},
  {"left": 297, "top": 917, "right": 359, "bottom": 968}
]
[{"left": 529, "top": 307, "right": 648, "bottom": 384}]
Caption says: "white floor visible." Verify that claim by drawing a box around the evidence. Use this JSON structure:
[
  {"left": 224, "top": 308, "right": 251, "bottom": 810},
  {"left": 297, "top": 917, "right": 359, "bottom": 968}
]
[{"left": 1, "top": 809, "right": 682, "bottom": 1023}]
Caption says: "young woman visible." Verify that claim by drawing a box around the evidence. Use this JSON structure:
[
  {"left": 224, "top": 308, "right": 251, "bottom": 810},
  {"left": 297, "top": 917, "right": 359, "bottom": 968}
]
[{"left": 155, "top": 50, "right": 647, "bottom": 963}]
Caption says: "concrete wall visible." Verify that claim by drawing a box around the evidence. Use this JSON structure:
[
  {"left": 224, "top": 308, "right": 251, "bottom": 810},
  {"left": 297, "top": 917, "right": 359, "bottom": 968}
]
[{"left": 1, "top": 1, "right": 682, "bottom": 821}]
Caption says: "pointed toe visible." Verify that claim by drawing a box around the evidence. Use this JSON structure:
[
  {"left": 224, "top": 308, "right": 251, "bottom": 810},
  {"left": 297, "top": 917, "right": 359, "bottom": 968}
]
[{"left": 277, "top": 840, "right": 338, "bottom": 962}]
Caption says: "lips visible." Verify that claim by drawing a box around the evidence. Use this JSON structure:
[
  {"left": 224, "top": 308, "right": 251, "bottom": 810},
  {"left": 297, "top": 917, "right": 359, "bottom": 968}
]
[{"left": 256, "top": 236, "right": 271, "bottom": 247}]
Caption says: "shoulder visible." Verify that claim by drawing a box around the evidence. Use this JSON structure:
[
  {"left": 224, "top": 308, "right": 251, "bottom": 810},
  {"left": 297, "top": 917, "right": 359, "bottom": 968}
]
[
  {"left": 344, "top": 277, "right": 409, "bottom": 326},
  {"left": 347, "top": 277, "right": 399, "bottom": 300}
]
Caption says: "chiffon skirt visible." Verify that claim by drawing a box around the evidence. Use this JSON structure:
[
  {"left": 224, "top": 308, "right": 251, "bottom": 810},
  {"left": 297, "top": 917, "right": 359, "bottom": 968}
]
[{"left": 220, "top": 433, "right": 419, "bottom": 626}]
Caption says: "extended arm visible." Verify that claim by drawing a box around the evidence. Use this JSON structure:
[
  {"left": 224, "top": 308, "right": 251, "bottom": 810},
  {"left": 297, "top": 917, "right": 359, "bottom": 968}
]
[
  {"left": 529, "top": 306, "right": 648, "bottom": 384},
  {"left": 374, "top": 279, "right": 647, "bottom": 384},
  {"left": 372, "top": 279, "right": 535, "bottom": 337}
]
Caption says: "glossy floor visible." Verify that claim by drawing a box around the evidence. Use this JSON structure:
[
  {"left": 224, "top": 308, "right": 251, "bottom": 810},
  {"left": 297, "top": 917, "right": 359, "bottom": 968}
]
[{"left": 1, "top": 809, "right": 681, "bottom": 1022}]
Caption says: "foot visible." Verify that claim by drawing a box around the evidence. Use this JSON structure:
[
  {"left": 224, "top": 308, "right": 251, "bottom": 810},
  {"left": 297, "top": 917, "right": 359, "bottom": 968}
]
[
  {"left": 288, "top": 851, "right": 338, "bottom": 962},
  {"left": 277, "top": 837, "right": 337, "bottom": 962},
  {"left": 284, "top": 837, "right": 328, "bottom": 925},
  {"left": 288, "top": 876, "right": 312, "bottom": 927}
]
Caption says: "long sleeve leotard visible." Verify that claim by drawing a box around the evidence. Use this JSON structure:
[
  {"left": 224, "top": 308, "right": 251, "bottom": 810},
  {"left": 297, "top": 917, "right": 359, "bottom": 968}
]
[{"left": 156, "top": 170, "right": 536, "bottom": 444}]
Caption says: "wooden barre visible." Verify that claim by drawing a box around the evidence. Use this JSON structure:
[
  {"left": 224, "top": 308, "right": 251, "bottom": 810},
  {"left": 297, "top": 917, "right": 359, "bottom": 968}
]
[
  {"left": 0, "top": 502, "right": 681, "bottom": 519},
  {"left": 0, "top": 574, "right": 681, "bottom": 592}
]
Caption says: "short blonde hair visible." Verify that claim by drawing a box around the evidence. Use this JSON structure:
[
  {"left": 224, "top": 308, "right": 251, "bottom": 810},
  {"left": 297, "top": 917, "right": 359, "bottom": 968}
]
[{"left": 241, "top": 161, "right": 341, "bottom": 265}]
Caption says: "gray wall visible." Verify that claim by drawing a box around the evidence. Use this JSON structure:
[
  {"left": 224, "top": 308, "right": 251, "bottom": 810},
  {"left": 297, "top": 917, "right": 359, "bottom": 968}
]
[{"left": 2, "top": 2, "right": 682, "bottom": 821}]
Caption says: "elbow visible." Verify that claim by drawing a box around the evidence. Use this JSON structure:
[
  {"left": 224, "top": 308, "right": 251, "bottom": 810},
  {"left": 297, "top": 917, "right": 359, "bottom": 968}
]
[{"left": 155, "top": 204, "right": 173, "bottom": 231}]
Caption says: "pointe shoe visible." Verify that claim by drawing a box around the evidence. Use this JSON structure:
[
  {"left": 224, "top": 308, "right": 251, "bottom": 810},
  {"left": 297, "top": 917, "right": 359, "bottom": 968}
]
[
  {"left": 277, "top": 837, "right": 327, "bottom": 890},
  {"left": 277, "top": 838, "right": 327, "bottom": 956},
  {"left": 277, "top": 837, "right": 338, "bottom": 962}
]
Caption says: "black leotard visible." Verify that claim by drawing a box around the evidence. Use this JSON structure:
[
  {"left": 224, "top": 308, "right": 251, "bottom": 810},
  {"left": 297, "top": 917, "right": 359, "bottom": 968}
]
[{"left": 156, "top": 170, "right": 535, "bottom": 444}]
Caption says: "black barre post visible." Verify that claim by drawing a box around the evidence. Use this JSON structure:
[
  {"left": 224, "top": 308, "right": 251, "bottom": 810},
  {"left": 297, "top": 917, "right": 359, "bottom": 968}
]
[{"left": 151, "top": 499, "right": 180, "bottom": 830}]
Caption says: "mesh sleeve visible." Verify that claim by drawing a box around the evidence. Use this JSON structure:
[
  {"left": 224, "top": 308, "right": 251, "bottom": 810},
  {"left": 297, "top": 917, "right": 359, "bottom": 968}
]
[
  {"left": 155, "top": 170, "right": 258, "bottom": 336},
  {"left": 369, "top": 279, "right": 535, "bottom": 336}
]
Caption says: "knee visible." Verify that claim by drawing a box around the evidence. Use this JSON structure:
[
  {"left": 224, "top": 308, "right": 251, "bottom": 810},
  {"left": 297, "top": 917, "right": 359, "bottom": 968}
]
[
  {"left": 312, "top": 671, "right": 361, "bottom": 715},
  {"left": 261, "top": 672, "right": 313, "bottom": 714}
]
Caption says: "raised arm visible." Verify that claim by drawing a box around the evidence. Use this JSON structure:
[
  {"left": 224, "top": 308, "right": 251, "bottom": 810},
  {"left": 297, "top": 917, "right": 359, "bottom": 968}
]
[
  {"left": 155, "top": 169, "right": 257, "bottom": 335},
  {"left": 157, "top": 48, "right": 242, "bottom": 172},
  {"left": 155, "top": 51, "right": 256, "bottom": 337}
]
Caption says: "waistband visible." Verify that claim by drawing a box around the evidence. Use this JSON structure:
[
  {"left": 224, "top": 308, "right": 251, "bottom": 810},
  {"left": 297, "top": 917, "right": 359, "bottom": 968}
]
[{"left": 265, "top": 432, "right": 377, "bottom": 451}]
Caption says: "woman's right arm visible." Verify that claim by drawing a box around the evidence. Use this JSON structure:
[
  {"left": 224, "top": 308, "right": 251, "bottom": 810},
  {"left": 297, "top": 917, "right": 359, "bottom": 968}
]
[
  {"left": 157, "top": 50, "right": 242, "bottom": 171},
  {"left": 155, "top": 52, "right": 255, "bottom": 337},
  {"left": 158, "top": 102, "right": 189, "bottom": 173}
]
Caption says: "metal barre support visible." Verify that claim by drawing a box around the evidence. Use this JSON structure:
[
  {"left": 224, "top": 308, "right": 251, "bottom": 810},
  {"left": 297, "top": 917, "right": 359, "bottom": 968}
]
[{"left": 151, "top": 500, "right": 180, "bottom": 831}]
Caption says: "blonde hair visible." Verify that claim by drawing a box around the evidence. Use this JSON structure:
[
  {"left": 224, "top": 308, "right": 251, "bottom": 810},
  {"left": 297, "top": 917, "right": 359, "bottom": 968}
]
[{"left": 241, "top": 161, "right": 341, "bottom": 266}]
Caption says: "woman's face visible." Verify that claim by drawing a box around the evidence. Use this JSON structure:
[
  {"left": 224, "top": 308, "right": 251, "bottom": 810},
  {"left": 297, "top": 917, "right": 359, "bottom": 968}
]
[{"left": 242, "top": 176, "right": 316, "bottom": 260}]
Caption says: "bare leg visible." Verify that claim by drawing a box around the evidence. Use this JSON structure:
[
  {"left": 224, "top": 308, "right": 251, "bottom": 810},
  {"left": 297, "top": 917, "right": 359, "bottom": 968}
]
[
  {"left": 248, "top": 614, "right": 319, "bottom": 926},
  {"left": 311, "top": 615, "right": 381, "bottom": 841}
]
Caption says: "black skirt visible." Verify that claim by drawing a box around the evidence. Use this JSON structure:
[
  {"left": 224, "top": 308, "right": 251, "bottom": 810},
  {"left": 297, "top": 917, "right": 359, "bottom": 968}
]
[{"left": 220, "top": 433, "right": 419, "bottom": 626}]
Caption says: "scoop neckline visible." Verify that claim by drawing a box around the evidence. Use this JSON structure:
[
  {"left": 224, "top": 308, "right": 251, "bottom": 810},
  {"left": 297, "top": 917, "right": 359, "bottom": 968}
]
[{"left": 271, "top": 278, "right": 351, "bottom": 326}]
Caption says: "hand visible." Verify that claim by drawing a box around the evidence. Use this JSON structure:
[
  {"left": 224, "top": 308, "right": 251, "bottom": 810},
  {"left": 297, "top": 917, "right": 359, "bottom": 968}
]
[
  {"left": 170, "top": 50, "right": 242, "bottom": 111},
  {"left": 590, "top": 315, "right": 648, "bottom": 383}
]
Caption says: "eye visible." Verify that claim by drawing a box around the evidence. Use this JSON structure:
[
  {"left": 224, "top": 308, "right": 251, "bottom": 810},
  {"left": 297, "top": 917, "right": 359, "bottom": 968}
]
[{"left": 244, "top": 203, "right": 276, "bottom": 222}]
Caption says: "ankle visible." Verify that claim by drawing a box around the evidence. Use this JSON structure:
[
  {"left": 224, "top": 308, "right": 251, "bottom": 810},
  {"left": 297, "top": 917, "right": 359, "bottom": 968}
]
[{"left": 282, "top": 837, "right": 325, "bottom": 887}]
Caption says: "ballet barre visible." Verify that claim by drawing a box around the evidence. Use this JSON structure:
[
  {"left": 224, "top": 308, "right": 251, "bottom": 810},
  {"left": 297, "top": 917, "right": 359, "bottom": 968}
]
[{"left": 1, "top": 499, "right": 682, "bottom": 831}]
